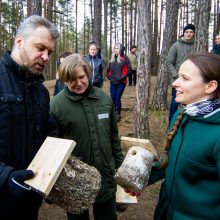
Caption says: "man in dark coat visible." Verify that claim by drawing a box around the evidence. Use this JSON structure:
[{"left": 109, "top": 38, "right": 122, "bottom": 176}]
[{"left": 0, "top": 15, "right": 59, "bottom": 220}]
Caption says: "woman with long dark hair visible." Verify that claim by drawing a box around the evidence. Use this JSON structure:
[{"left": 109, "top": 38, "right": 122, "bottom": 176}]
[
  {"left": 128, "top": 52, "right": 220, "bottom": 220},
  {"left": 107, "top": 43, "right": 131, "bottom": 122},
  {"left": 150, "top": 51, "right": 220, "bottom": 219}
]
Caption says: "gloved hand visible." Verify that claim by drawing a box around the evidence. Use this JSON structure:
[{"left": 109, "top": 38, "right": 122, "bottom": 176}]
[{"left": 7, "top": 169, "right": 34, "bottom": 197}]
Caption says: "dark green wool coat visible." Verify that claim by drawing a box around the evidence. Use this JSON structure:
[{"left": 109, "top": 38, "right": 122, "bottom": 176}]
[
  {"left": 149, "top": 109, "right": 220, "bottom": 220},
  {"left": 50, "top": 84, "right": 124, "bottom": 202}
]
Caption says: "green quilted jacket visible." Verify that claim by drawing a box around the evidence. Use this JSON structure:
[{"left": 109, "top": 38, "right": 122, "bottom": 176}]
[{"left": 50, "top": 83, "right": 124, "bottom": 202}]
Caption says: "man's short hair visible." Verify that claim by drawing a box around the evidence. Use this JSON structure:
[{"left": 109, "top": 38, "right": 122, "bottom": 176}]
[
  {"left": 130, "top": 45, "right": 137, "bottom": 51},
  {"left": 16, "top": 15, "right": 59, "bottom": 41}
]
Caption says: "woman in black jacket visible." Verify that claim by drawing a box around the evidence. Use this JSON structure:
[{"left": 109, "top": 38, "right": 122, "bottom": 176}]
[{"left": 107, "top": 43, "right": 131, "bottom": 122}]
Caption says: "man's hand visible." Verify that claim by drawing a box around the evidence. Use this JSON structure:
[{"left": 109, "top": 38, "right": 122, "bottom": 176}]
[{"left": 7, "top": 169, "right": 34, "bottom": 197}]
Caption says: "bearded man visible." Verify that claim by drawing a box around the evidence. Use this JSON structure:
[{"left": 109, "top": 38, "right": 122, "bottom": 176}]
[{"left": 0, "top": 15, "right": 59, "bottom": 220}]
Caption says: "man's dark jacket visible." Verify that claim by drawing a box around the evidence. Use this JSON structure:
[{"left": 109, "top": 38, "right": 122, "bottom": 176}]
[{"left": 0, "top": 52, "right": 56, "bottom": 219}]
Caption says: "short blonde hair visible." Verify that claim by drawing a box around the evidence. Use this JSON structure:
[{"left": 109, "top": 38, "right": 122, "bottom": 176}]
[{"left": 58, "top": 54, "right": 91, "bottom": 82}]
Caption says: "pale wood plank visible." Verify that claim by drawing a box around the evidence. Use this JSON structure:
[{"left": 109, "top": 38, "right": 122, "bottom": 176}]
[
  {"left": 116, "top": 185, "right": 137, "bottom": 203},
  {"left": 25, "top": 137, "right": 76, "bottom": 196},
  {"left": 120, "top": 136, "right": 157, "bottom": 157}
]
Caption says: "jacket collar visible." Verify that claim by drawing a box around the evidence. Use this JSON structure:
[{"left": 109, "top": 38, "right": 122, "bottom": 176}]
[
  {"left": 178, "top": 36, "right": 194, "bottom": 44},
  {"left": 2, "top": 51, "right": 45, "bottom": 84},
  {"left": 64, "top": 82, "right": 100, "bottom": 101}
]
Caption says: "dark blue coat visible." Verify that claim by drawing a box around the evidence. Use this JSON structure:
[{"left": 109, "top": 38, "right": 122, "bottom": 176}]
[
  {"left": 0, "top": 52, "right": 57, "bottom": 219},
  {"left": 85, "top": 55, "right": 103, "bottom": 84}
]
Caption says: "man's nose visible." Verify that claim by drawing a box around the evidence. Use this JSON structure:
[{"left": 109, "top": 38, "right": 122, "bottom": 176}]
[{"left": 41, "top": 51, "right": 49, "bottom": 63}]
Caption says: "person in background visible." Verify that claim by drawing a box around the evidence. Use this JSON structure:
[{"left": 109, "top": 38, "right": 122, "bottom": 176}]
[
  {"left": 127, "top": 45, "right": 137, "bottom": 86},
  {"left": 85, "top": 42, "right": 103, "bottom": 88},
  {"left": 211, "top": 34, "right": 220, "bottom": 56},
  {"left": 50, "top": 54, "right": 124, "bottom": 220},
  {"left": 53, "top": 51, "right": 72, "bottom": 96},
  {"left": 107, "top": 43, "right": 131, "bottom": 122},
  {"left": 0, "top": 15, "right": 59, "bottom": 219},
  {"left": 148, "top": 52, "right": 220, "bottom": 219},
  {"left": 167, "top": 23, "right": 195, "bottom": 123}
]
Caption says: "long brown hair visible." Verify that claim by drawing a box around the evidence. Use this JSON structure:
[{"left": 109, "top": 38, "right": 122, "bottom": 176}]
[{"left": 187, "top": 52, "right": 220, "bottom": 94}]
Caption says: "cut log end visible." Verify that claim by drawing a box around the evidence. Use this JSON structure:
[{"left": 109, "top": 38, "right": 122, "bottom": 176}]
[
  {"left": 46, "top": 156, "right": 101, "bottom": 214},
  {"left": 115, "top": 146, "right": 154, "bottom": 194}
]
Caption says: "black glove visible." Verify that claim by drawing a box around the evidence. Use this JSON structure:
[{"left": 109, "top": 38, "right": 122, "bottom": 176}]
[{"left": 7, "top": 169, "right": 34, "bottom": 197}]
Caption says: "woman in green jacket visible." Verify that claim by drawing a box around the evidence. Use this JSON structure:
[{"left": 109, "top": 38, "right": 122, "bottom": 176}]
[
  {"left": 50, "top": 54, "right": 124, "bottom": 220},
  {"left": 149, "top": 52, "right": 220, "bottom": 220},
  {"left": 149, "top": 52, "right": 220, "bottom": 219}
]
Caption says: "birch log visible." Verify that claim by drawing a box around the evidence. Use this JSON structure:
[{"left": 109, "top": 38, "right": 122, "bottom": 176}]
[
  {"left": 46, "top": 155, "right": 101, "bottom": 214},
  {"left": 115, "top": 146, "right": 154, "bottom": 194}
]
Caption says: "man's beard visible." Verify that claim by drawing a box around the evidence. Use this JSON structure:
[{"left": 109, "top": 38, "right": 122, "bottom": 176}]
[
  {"left": 20, "top": 49, "right": 45, "bottom": 76},
  {"left": 28, "top": 63, "right": 45, "bottom": 76}
]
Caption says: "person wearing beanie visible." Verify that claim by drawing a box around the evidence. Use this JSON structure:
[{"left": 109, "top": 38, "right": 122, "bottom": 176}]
[
  {"left": 167, "top": 23, "right": 195, "bottom": 124},
  {"left": 183, "top": 23, "right": 195, "bottom": 35},
  {"left": 211, "top": 34, "right": 220, "bottom": 56}
]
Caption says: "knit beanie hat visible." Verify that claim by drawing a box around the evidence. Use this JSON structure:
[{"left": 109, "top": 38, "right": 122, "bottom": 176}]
[{"left": 183, "top": 24, "right": 195, "bottom": 34}]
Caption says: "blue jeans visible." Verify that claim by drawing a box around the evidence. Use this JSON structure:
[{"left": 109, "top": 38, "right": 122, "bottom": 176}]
[
  {"left": 110, "top": 82, "right": 126, "bottom": 115},
  {"left": 169, "top": 88, "right": 179, "bottom": 124}
]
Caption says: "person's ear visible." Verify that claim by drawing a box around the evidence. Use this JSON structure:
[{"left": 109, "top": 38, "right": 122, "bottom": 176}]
[
  {"left": 205, "top": 80, "right": 218, "bottom": 94},
  {"left": 14, "top": 35, "right": 23, "bottom": 48}
]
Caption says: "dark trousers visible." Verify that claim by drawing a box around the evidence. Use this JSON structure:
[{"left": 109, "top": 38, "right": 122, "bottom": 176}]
[
  {"left": 93, "top": 81, "right": 103, "bottom": 88},
  {"left": 110, "top": 82, "right": 126, "bottom": 115},
  {"left": 169, "top": 88, "right": 179, "bottom": 124},
  {"left": 67, "top": 195, "right": 117, "bottom": 220},
  {"left": 128, "top": 70, "right": 137, "bottom": 86}
]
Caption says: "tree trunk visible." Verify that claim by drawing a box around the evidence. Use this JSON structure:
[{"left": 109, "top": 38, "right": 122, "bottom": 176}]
[
  {"left": 103, "top": 0, "right": 108, "bottom": 60},
  {"left": 152, "top": 0, "right": 159, "bottom": 76},
  {"left": 75, "top": 0, "right": 78, "bottom": 53},
  {"left": 129, "top": 0, "right": 133, "bottom": 49},
  {"left": 30, "top": 0, "right": 42, "bottom": 16},
  {"left": 134, "top": 0, "right": 152, "bottom": 139},
  {"left": 46, "top": 0, "right": 53, "bottom": 21},
  {"left": 194, "top": 0, "right": 211, "bottom": 51},
  {"left": 151, "top": 0, "right": 180, "bottom": 110},
  {"left": 92, "top": 0, "right": 102, "bottom": 46}
]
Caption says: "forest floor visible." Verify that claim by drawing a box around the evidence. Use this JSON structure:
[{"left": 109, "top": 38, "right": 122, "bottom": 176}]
[{"left": 39, "top": 77, "right": 170, "bottom": 220}]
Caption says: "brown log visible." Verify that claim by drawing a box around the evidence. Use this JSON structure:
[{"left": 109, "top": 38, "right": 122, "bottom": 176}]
[
  {"left": 46, "top": 156, "right": 101, "bottom": 214},
  {"left": 115, "top": 146, "right": 154, "bottom": 194}
]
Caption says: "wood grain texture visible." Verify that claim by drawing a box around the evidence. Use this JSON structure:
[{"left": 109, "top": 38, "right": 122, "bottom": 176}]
[{"left": 25, "top": 137, "right": 76, "bottom": 196}]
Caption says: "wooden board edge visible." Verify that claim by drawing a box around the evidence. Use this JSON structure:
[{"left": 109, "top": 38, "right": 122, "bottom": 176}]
[{"left": 120, "top": 136, "right": 157, "bottom": 157}]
